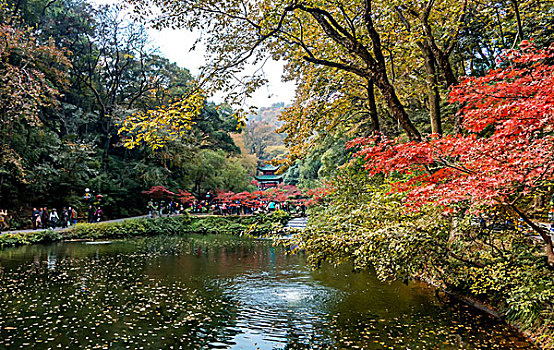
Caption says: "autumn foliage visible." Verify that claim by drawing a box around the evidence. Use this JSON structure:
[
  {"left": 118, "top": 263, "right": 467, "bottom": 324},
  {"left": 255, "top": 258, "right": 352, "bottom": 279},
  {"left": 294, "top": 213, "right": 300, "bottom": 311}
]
[
  {"left": 143, "top": 184, "right": 312, "bottom": 209},
  {"left": 142, "top": 186, "right": 177, "bottom": 199},
  {"left": 349, "top": 43, "right": 553, "bottom": 209},
  {"left": 0, "top": 9, "right": 70, "bottom": 181},
  {"left": 214, "top": 185, "right": 306, "bottom": 209},
  {"left": 177, "top": 189, "right": 195, "bottom": 204},
  {"left": 348, "top": 42, "right": 554, "bottom": 263}
]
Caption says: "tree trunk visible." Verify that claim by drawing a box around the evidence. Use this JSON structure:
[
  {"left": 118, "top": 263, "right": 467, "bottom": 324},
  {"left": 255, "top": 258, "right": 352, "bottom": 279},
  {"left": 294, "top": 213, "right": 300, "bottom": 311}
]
[
  {"left": 102, "top": 136, "right": 110, "bottom": 171},
  {"left": 435, "top": 50, "right": 458, "bottom": 87},
  {"left": 367, "top": 80, "right": 380, "bottom": 133},
  {"left": 510, "top": 0, "right": 524, "bottom": 41},
  {"left": 448, "top": 214, "right": 462, "bottom": 244},
  {"left": 360, "top": 80, "right": 380, "bottom": 137},
  {"left": 510, "top": 204, "right": 554, "bottom": 266},
  {"left": 422, "top": 44, "right": 442, "bottom": 135},
  {"left": 374, "top": 76, "right": 421, "bottom": 141},
  {"left": 363, "top": 0, "right": 421, "bottom": 141},
  {"left": 419, "top": 14, "right": 459, "bottom": 87},
  {"left": 546, "top": 238, "right": 554, "bottom": 266},
  {"left": 102, "top": 116, "right": 112, "bottom": 171}
]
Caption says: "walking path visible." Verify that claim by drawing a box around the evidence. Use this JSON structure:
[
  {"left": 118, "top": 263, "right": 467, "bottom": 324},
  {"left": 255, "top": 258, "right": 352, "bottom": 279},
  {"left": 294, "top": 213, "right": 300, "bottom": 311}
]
[
  {"left": 3, "top": 215, "right": 548, "bottom": 242},
  {"left": 0, "top": 215, "right": 150, "bottom": 236},
  {"left": 1, "top": 213, "right": 307, "bottom": 237}
]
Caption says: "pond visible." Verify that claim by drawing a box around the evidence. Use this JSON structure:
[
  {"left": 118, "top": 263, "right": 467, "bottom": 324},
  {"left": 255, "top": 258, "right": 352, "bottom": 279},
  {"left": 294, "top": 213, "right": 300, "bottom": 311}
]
[{"left": 0, "top": 234, "right": 535, "bottom": 349}]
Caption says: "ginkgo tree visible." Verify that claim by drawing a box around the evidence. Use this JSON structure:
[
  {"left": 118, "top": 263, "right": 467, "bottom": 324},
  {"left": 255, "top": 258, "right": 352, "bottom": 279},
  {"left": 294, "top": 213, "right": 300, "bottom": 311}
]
[
  {"left": 349, "top": 43, "right": 554, "bottom": 265},
  {"left": 118, "top": 90, "right": 205, "bottom": 150}
]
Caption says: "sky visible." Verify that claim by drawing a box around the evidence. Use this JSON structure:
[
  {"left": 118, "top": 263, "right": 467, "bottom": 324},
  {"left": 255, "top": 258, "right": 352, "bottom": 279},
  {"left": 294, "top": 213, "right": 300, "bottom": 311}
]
[
  {"left": 89, "top": 0, "right": 297, "bottom": 108},
  {"left": 148, "top": 28, "right": 296, "bottom": 108}
]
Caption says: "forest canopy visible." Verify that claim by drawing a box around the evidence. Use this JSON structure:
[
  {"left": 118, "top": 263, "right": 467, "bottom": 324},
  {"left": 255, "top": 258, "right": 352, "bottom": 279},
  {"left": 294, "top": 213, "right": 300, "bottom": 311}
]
[{"left": 0, "top": 0, "right": 255, "bottom": 225}]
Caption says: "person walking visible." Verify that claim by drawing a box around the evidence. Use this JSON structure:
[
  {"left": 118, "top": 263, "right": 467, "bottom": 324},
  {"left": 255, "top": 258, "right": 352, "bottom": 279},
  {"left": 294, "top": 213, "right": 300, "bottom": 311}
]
[
  {"left": 49, "top": 209, "right": 59, "bottom": 229},
  {"left": 32, "top": 208, "right": 40, "bottom": 229},
  {"left": 0, "top": 209, "right": 7, "bottom": 232},
  {"left": 94, "top": 207, "right": 103, "bottom": 222},
  {"left": 36, "top": 208, "right": 43, "bottom": 229},
  {"left": 41, "top": 208, "right": 50, "bottom": 229},
  {"left": 88, "top": 205, "right": 95, "bottom": 223},
  {"left": 159, "top": 200, "right": 165, "bottom": 217},
  {"left": 67, "top": 207, "right": 73, "bottom": 226},
  {"left": 61, "top": 207, "right": 69, "bottom": 228},
  {"left": 168, "top": 200, "right": 174, "bottom": 216},
  {"left": 147, "top": 200, "right": 153, "bottom": 218},
  {"left": 71, "top": 207, "right": 78, "bottom": 225},
  {"left": 50, "top": 208, "right": 60, "bottom": 229}
]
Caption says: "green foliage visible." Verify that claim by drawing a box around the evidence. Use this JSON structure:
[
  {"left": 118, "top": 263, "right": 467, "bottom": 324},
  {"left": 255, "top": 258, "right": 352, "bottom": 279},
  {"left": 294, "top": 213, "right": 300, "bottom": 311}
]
[
  {"left": 0, "top": 0, "right": 251, "bottom": 223},
  {"left": 268, "top": 210, "right": 290, "bottom": 226},
  {"left": 0, "top": 230, "right": 63, "bottom": 248},
  {"left": 283, "top": 134, "right": 350, "bottom": 189},
  {"left": 295, "top": 164, "right": 449, "bottom": 282},
  {"left": 301, "top": 162, "right": 554, "bottom": 348},
  {"left": 0, "top": 213, "right": 289, "bottom": 249}
]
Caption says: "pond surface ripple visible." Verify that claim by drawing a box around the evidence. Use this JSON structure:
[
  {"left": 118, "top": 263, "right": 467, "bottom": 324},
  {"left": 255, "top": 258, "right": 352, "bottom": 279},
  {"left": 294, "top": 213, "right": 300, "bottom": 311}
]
[{"left": 0, "top": 234, "right": 536, "bottom": 349}]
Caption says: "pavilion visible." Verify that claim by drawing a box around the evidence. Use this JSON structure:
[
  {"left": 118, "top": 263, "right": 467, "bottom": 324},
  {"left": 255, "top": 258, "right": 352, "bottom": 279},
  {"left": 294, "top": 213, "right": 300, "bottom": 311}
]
[{"left": 255, "top": 164, "right": 283, "bottom": 190}]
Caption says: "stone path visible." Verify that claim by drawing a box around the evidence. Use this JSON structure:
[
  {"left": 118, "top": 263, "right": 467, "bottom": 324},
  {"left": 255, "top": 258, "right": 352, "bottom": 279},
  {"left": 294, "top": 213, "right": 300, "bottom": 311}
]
[
  {"left": 0, "top": 215, "right": 150, "bottom": 236},
  {"left": 285, "top": 217, "right": 308, "bottom": 230}
]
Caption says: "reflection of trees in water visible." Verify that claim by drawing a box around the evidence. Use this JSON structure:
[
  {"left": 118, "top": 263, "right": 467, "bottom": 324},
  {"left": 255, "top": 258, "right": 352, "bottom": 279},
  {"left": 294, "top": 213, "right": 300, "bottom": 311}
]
[{"left": 0, "top": 235, "right": 537, "bottom": 349}]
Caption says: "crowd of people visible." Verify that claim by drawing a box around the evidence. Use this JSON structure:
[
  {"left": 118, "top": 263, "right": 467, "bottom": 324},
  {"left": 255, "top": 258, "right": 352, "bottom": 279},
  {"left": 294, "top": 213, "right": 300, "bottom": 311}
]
[
  {"left": 0, "top": 189, "right": 308, "bottom": 233},
  {"left": 0, "top": 204, "right": 105, "bottom": 233},
  {"left": 211, "top": 200, "right": 306, "bottom": 216},
  {"left": 147, "top": 200, "right": 185, "bottom": 218},
  {"left": 31, "top": 206, "right": 80, "bottom": 230},
  {"left": 147, "top": 198, "right": 306, "bottom": 218},
  {"left": 29, "top": 205, "right": 104, "bottom": 230}
]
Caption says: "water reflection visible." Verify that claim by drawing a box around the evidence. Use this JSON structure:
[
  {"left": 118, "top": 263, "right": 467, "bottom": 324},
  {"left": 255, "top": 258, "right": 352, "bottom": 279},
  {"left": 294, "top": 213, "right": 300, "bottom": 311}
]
[
  {"left": 217, "top": 273, "right": 338, "bottom": 349},
  {"left": 47, "top": 251, "right": 56, "bottom": 271},
  {"left": 0, "top": 234, "right": 537, "bottom": 349}
]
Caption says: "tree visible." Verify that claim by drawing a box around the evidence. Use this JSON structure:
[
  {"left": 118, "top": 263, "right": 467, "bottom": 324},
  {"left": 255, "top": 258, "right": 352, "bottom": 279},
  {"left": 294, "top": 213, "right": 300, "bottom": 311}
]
[
  {"left": 177, "top": 189, "right": 195, "bottom": 204},
  {"left": 123, "top": 0, "right": 554, "bottom": 162},
  {"left": 0, "top": 0, "right": 254, "bottom": 222},
  {"left": 67, "top": 4, "right": 202, "bottom": 160},
  {"left": 277, "top": 66, "right": 381, "bottom": 161},
  {"left": 0, "top": 4, "right": 70, "bottom": 189},
  {"left": 295, "top": 164, "right": 449, "bottom": 281},
  {"left": 142, "top": 185, "right": 177, "bottom": 199},
  {"left": 126, "top": 0, "right": 427, "bottom": 140},
  {"left": 118, "top": 91, "right": 204, "bottom": 150},
  {"left": 191, "top": 103, "right": 241, "bottom": 154},
  {"left": 349, "top": 43, "right": 554, "bottom": 265},
  {"left": 393, "top": 0, "right": 468, "bottom": 134},
  {"left": 243, "top": 121, "right": 282, "bottom": 159}
]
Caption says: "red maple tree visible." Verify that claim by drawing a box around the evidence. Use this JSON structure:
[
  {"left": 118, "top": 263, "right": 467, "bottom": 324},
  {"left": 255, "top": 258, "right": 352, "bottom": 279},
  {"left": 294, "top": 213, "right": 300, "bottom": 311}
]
[
  {"left": 177, "top": 189, "right": 195, "bottom": 204},
  {"left": 215, "top": 191, "right": 235, "bottom": 204},
  {"left": 349, "top": 42, "right": 554, "bottom": 265},
  {"left": 142, "top": 185, "right": 177, "bottom": 199},
  {"left": 304, "top": 187, "right": 330, "bottom": 207}
]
